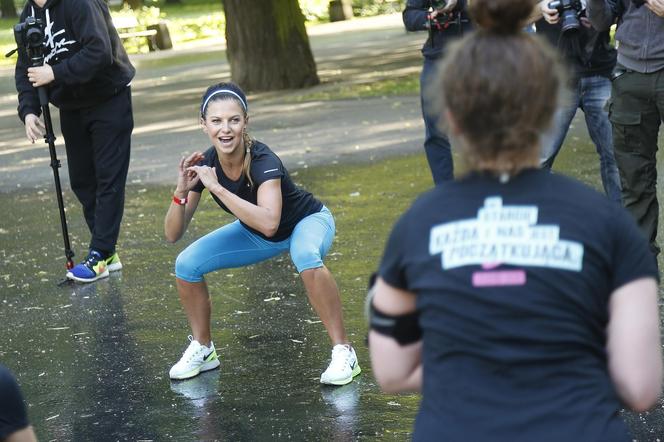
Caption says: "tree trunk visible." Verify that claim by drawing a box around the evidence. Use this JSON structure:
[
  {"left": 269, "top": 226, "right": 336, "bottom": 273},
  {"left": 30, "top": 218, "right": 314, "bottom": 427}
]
[
  {"left": 1, "top": 0, "right": 17, "bottom": 19},
  {"left": 124, "top": 0, "right": 142, "bottom": 10},
  {"left": 223, "top": 0, "right": 319, "bottom": 92}
]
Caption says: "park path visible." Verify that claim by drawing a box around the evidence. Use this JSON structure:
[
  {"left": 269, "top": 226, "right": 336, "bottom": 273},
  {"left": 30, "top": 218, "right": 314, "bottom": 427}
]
[{"left": 0, "top": 13, "right": 428, "bottom": 191}]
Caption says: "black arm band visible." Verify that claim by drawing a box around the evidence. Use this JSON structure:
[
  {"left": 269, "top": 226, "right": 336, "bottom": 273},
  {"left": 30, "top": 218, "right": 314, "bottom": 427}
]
[{"left": 369, "top": 301, "right": 422, "bottom": 345}]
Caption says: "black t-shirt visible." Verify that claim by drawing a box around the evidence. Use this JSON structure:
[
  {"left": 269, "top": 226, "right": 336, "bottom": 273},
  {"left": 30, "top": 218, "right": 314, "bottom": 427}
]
[
  {"left": 0, "top": 364, "right": 29, "bottom": 439},
  {"left": 192, "top": 141, "right": 323, "bottom": 242},
  {"left": 379, "top": 169, "right": 658, "bottom": 441}
]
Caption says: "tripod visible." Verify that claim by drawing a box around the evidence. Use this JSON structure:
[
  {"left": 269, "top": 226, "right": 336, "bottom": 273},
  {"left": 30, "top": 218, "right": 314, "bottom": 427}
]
[
  {"left": 37, "top": 85, "right": 75, "bottom": 271},
  {"left": 8, "top": 18, "right": 75, "bottom": 272}
]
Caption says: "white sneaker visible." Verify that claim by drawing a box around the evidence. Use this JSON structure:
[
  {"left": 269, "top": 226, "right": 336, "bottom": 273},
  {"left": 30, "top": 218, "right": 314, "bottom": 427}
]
[
  {"left": 169, "top": 336, "right": 220, "bottom": 380},
  {"left": 320, "top": 344, "right": 361, "bottom": 386}
]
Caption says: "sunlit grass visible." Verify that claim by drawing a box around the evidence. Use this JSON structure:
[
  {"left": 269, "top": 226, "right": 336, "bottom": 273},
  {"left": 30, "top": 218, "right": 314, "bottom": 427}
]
[{"left": 288, "top": 74, "right": 419, "bottom": 102}]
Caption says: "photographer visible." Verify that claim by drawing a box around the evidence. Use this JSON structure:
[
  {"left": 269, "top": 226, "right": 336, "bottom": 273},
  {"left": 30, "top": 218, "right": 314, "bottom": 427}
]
[
  {"left": 369, "top": 0, "right": 662, "bottom": 439},
  {"left": 14, "top": 0, "right": 135, "bottom": 283},
  {"left": 535, "top": 0, "right": 622, "bottom": 205},
  {"left": 403, "top": 0, "right": 472, "bottom": 185},
  {"left": 586, "top": 0, "right": 664, "bottom": 259}
]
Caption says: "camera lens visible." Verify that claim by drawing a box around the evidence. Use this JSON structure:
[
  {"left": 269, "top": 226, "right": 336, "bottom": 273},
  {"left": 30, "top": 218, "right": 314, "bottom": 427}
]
[
  {"left": 26, "top": 28, "right": 43, "bottom": 47},
  {"left": 560, "top": 9, "right": 580, "bottom": 32}
]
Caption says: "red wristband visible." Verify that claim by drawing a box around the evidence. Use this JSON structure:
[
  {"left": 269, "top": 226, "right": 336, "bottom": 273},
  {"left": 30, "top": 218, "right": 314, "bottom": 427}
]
[{"left": 173, "top": 195, "right": 187, "bottom": 206}]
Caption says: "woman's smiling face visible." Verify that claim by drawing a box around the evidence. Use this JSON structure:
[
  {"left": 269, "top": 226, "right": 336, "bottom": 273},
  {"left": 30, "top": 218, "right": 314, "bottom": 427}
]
[{"left": 201, "top": 98, "right": 247, "bottom": 157}]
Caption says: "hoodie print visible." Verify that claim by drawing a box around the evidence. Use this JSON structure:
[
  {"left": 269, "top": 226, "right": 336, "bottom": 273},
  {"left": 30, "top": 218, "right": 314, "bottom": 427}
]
[{"left": 39, "top": 8, "right": 75, "bottom": 64}]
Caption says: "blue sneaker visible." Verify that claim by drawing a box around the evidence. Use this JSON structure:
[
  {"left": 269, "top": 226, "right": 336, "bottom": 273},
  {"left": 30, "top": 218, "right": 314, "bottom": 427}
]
[{"left": 66, "top": 250, "right": 109, "bottom": 283}]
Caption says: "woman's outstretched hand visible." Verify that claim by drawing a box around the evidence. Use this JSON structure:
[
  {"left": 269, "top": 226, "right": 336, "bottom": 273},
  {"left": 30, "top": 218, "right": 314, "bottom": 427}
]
[{"left": 175, "top": 151, "right": 204, "bottom": 196}]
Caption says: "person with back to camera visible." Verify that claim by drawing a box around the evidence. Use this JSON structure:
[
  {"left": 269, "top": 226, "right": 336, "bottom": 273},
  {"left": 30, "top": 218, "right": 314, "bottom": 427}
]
[
  {"left": 533, "top": 0, "right": 622, "bottom": 204},
  {"left": 585, "top": 0, "right": 664, "bottom": 261},
  {"left": 368, "top": 0, "right": 662, "bottom": 440},
  {"left": 403, "top": 0, "right": 473, "bottom": 185},
  {"left": 14, "top": 0, "right": 135, "bottom": 283},
  {"left": 0, "top": 364, "right": 37, "bottom": 442},
  {"left": 164, "top": 82, "right": 361, "bottom": 386}
]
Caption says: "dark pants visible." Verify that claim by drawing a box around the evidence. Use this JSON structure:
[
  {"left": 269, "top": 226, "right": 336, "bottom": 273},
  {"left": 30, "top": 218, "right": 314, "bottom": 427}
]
[
  {"left": 608, "top": 66, "right": 664, "bottom": 257},
  {"left": 59, "top": 87, "right": 133, "bottom": 254},
  {"left": 421, "top": 57, "right": 453, "bottom": 185}
]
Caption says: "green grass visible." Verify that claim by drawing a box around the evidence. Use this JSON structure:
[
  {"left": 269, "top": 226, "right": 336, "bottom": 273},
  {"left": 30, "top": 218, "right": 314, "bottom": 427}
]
[
  {"left": 1, "top": 17, "right": 17, "bottom": 59},
  {"left": 288, "top": 74, "right": 419, "bottom": 102}
]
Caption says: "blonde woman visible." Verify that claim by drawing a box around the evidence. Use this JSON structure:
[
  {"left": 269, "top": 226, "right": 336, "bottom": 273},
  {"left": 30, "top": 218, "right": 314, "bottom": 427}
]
[{"left": 164, "top": 83, "right": 360, "bottom": 386}]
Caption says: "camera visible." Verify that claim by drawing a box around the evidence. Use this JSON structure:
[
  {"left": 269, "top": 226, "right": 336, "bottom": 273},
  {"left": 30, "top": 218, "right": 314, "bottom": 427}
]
[
  {"left": 548, "top": 0, "right": 583, "bottom": 33},
  {"left": 13, "top": 17, "right": 45, "bottom": 66},
  {"left": 632, "top": 0, "right": 645, "bottom": 6}
]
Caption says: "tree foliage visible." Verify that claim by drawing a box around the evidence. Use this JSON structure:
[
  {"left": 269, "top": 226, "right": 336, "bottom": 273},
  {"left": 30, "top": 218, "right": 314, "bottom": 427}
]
[
  {"left": 124, "top": 0, "right": 142, "bottom": 10},
  {"left": 1, "top": 0, "right": 17, "bottom": 19}
]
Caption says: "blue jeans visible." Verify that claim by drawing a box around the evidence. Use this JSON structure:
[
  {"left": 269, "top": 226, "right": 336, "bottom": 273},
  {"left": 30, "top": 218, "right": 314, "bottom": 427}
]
[
  {"left": 421, "top": 57, "right": 453, "bottom": 185},
  {"left": 175, "top": 206, "right": 335, "bottom": 282},
  {"left": 540, "top": 75, "right": 622, "bottom": 204}
]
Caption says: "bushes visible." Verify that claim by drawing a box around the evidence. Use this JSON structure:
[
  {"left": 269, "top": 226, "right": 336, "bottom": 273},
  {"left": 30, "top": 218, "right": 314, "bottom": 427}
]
[
  {"left": 301, "top": 0, "right": 406, "bottom": 21},
  {"left": 351, "top": 0, "right": 405, "bottom": 17}
]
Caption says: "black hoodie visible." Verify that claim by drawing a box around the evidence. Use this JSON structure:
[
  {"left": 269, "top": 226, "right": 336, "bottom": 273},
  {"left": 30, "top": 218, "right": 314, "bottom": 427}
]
[{"left": 14, "top": 0, "right": 135, "bottom": 122}]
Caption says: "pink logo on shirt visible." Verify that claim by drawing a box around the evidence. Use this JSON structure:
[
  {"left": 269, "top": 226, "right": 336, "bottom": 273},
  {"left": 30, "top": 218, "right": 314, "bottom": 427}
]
[{"left": 472, "top": 263, "right": 526, "bottom": 287}]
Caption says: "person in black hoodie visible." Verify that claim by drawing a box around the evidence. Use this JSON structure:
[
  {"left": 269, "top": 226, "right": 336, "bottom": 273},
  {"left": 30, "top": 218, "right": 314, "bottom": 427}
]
[
  {"left": 402, "top": 0, "right": 472, "bottom": 185},
  {"left": 534, "top": 0, "right": 622, "bottom": 205},
  {"left": 14, "top": 0, "right": 135, "bottom": 283}
]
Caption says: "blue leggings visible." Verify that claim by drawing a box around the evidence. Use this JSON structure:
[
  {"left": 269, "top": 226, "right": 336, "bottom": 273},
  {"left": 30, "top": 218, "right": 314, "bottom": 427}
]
[{"left": 175, "top": 206, "right": 335, "bottom": 283}]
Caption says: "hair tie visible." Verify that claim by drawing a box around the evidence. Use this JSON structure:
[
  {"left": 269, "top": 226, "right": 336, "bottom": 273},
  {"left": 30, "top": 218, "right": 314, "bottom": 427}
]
[{"left": 201, "top": 89, "right": 248, "bottom": 115}]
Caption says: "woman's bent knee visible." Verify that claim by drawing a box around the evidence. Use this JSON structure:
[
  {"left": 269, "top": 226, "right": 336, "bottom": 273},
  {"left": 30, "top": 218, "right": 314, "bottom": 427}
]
[
  {"left": 175, "top": 250, "right": 204, "bottom": 283},
  {"left": 292, "top": 248, "right": 324, "bottom": 273}
]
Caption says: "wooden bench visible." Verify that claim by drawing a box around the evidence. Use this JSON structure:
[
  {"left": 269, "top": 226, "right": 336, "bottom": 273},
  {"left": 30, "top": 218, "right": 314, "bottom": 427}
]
[{"left": 113, "top": 16, "right": 158, "bottom": 51}]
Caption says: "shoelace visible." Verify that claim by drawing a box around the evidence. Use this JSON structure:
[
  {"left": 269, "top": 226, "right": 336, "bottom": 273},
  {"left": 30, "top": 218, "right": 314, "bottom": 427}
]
[
  {"left": 83, "top": 252, "right": 102, "bottom": 267},
  {"left": 329, "top": 346, "right": 352, "bottom": 370},
  {"left": 181, "top": 336, "right": 206, "bottom": 363}
]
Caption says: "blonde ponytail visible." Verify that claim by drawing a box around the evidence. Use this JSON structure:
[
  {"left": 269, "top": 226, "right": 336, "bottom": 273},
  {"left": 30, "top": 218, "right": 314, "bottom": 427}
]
[{"left": 242, "top": 131, "right": 254, "bottom": 188}]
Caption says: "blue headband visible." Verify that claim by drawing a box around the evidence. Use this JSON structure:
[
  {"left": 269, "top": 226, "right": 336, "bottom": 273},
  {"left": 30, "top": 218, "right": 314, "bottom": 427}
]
[{"left": 201, "top": 89, "right": 248, "bottom": 115}]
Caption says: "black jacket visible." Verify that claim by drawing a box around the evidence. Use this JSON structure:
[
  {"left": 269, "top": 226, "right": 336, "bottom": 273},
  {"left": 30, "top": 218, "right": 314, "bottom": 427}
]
[
  {"left": 14, "top": 0, "right": 135, "bottom": 122},
  {"left": 403, "top": 0, "right": 473, "bottom": 60},
  {"left": 536, "top": 19, "right": 616, "bottom": 79}
]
